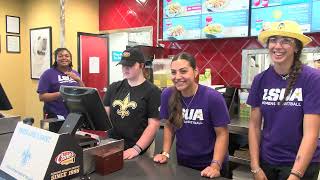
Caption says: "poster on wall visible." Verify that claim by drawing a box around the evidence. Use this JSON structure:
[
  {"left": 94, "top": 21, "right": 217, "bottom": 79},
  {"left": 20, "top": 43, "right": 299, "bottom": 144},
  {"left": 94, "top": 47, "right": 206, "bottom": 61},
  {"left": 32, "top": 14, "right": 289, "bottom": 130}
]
[
  {"left": 29, "top": 27, "right": 52, "bottom": 80},
  {"left": 6, "top": 15, "right": 20, "bottom": 34}
]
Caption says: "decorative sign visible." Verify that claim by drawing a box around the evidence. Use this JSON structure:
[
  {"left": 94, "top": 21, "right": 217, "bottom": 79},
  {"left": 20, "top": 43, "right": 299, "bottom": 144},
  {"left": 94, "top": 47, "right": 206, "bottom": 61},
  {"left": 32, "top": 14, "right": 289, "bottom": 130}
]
[
  {"left": 0, "top": 123, "right": 83, "bottom": 180},
  {"left": 112, "top": 51, "right": 123, "bottom": 62},
  {"left": 0, "top": 122, "right": 59, "bottom": 180}
]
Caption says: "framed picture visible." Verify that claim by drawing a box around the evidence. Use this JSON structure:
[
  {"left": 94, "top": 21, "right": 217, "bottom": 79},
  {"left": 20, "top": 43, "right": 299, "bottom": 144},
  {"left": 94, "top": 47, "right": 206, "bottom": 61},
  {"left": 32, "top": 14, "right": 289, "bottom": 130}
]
[
  {"left": 30, "top": 27, "right": 52, "bottom": 79},
  {"left": 6, "top": 15, "right": 20, "bottom": 34},
  {"left": 6, "top": 35, "right": 20, "bottom": 53}
]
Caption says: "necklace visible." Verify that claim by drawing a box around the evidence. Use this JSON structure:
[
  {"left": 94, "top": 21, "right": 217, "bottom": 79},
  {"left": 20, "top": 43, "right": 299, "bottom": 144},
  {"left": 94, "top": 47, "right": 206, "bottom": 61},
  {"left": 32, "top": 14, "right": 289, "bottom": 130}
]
[
  {"left": 181, "top": 86, "right": 198, "bottom": 110},
  {"left": 280, "top": 74, "right": 290, "bottom": 80}
]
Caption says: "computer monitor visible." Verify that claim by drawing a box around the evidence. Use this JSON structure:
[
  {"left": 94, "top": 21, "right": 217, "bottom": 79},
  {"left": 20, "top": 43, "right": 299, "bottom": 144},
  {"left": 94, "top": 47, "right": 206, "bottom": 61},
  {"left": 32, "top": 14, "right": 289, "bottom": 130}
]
[
  {"left": 58, "top": 86, "right": 113, "bottom": 135},
  {"left": 0, "top": 83, "right": 13, "bottom": 111}
]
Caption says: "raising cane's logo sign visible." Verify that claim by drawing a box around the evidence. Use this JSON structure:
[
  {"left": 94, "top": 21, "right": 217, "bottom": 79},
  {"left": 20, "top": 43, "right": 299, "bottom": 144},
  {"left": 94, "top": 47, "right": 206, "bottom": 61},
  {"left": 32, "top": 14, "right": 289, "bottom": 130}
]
[{"left": 55, "top": 151, "right": 76, "bottom": 165}]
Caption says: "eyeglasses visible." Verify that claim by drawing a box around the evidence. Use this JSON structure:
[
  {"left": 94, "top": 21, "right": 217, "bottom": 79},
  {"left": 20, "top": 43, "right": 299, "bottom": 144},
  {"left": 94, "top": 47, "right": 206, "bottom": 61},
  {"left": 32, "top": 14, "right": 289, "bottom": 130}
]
[{"left": 268, "top": 37, "right": 295, "bottom": 46}]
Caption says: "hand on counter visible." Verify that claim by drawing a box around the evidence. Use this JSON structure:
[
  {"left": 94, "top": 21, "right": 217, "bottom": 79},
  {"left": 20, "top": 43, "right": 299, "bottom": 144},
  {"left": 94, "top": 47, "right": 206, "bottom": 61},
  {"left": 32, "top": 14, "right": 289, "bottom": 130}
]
[
  {"left": 253, "top": 170, "right": 268, "bottom": 180},
  {"left": 153, "top": 154, "right": 169, "bottom": 164},
  {"left": 200, "top": 165, "right": 220, "bottom": 179},
  {"left": 123, "top": 148, "right": 139, "bottom": 160}
]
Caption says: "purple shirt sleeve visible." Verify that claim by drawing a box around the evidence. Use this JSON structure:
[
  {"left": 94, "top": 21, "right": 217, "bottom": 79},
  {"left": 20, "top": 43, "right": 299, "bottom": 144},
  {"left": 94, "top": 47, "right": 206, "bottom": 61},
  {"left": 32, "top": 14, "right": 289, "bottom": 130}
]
[
  {"left": 303, "top": 71, "right": 320, "bottom": 114},
  {"left": 207, "top": 89, "right": 230, "bottom": 127},
  {"left": 160, "top": 87, "right": 172, "bottom": 120},
  {"left": 247, "top": 73, "right": 263, "bottom": 107},
  {"left": 37, "top": 69, "right": 51, "bottom": 94}
]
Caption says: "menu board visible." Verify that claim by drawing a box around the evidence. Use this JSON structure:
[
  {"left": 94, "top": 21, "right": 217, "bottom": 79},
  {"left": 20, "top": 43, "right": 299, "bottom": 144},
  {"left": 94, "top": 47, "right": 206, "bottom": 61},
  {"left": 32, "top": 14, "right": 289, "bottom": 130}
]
[
  {"left": 163, "top": 0, "right": 250, "bottom": 40},
  {"left": 312, "top": 0, "right": 320, "bottom": 32},
  {"left": 250, "top": 0, "right": 320, "bottom": 36}
]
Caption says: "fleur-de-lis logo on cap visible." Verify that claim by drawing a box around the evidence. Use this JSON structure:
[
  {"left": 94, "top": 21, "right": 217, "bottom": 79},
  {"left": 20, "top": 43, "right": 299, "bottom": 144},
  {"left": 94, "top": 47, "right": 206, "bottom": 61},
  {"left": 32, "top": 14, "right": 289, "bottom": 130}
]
[
  {"left": 112, "top": 93, "right": 137, "bottom": 118},
  {"left": 277, "top": 22, "right": 285, "bottom": 30},
  {"left": 122, "top": 52, "right": 130, "bottom": 58}
]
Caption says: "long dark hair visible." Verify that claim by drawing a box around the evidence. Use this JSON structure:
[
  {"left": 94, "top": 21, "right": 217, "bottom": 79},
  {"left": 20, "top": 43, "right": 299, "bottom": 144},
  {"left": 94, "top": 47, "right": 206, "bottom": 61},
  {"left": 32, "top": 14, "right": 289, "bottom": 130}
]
[
  {"left": 52, "top": 48, "right": 73, "bottom": 68},
  {"left": 267, "top": 38, "right": 304, "bottom": 104},
  {"left": 168, "top": 52, "right": 196, "bottom": 128}
]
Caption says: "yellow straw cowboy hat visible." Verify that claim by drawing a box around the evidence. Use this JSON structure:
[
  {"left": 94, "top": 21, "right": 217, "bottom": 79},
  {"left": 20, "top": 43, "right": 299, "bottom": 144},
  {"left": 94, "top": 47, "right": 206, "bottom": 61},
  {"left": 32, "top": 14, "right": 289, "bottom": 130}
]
[{"left": 258, "top": 20, "right": 312, "bottom": 47}]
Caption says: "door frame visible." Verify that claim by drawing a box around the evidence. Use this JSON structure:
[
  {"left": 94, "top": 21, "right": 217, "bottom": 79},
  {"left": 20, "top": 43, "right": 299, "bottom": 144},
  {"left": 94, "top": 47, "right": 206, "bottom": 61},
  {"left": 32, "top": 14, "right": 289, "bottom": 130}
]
[{"left": 77, "top": 32, "right": 110, "bottom": 85}]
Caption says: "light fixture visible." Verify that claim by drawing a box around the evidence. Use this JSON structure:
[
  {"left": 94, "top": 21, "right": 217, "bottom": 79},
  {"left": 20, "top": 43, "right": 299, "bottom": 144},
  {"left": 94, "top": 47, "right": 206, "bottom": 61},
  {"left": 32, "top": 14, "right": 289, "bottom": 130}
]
[{"left": 136, "top": 0, "right": 147, "bottom": 5}]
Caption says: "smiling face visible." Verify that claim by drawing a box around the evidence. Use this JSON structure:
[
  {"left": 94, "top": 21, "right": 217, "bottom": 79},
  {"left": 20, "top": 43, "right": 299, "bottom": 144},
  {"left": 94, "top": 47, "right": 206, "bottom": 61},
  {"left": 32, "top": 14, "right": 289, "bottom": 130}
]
[
  {"left": 267, "top": 36, "right": 297, "bottom": 66},
  {"left": 171, "top": 59, "right": 198, "bottom": 94},
  {"left": 56, "top": 50, "right": 72, "bottom": 68}
]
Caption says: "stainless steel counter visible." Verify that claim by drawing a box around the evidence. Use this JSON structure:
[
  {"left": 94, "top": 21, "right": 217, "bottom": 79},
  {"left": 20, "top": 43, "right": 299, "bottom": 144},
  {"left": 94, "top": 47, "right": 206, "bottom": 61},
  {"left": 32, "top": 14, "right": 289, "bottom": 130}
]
[
  {"left": 86, "top": 155, "right": 229, "bottom": 180},
  {"left": 228, "top": 118, "right": 249, "bottom": 136}
]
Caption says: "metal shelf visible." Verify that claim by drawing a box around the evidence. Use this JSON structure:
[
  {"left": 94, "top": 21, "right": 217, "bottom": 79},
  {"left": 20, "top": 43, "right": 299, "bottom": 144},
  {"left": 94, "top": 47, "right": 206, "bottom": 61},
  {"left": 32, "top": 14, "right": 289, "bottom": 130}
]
[{"left": 229, "top": 155, "right": 250, "bottom": 165}]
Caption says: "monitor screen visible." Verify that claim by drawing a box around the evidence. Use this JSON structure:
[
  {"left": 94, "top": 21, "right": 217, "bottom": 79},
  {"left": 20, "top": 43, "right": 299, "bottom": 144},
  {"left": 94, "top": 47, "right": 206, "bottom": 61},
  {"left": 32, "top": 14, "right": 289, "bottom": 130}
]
[
  {"left": 59, "top": 86, "right": 113, "bottom": 135},
  {"left": 162, "top": 0, "right": 250, "bottom": 40},
  {"left": 250, "top": 0, "right": 320, "bottom": 36},
  {"left": 0, "top": 83, "right": 13, "bottom": 111}
]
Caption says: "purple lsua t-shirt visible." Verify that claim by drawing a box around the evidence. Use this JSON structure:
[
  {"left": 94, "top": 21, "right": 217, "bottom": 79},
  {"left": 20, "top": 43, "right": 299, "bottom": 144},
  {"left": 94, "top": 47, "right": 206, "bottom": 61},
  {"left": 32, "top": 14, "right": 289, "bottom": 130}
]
[
  {"left": 247, "top": 65, "right": 320, "bottom": 165},
  {"left": 160, "top": 84, "right": 230, "bottom": 169},
  {"left": 37, "top": 68, "right": 81, "bottom": 118}
]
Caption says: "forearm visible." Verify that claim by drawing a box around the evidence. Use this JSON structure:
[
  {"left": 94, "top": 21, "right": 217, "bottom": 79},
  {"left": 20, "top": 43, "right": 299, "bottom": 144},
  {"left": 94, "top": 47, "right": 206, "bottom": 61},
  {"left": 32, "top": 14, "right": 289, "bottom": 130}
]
[
  {"left": 212, "top": 127, "right": 229, "bottom": 164},
  {"left": 39, "top": 92, "right": 60, "bottom": 102},
  {"left": 290, "top": 114, "right": 320, "bottom": 178},
  {"left": 76, "top": 79, "right": 85, "bottom": 87},
  {"left": 249, "top": 123, "right": 261, "bottom": 169},
  {"left": 162, "top": 123, "right": 175, "bottom": 153},
  {"left": 248, "top": 107, "right": 263, "bottom": 169},
  {"left": 291, "top": 135, "right": 318, "bottom": 175},
  {"left": 136, "top": 119, "right": 160, "bottom": 150}
]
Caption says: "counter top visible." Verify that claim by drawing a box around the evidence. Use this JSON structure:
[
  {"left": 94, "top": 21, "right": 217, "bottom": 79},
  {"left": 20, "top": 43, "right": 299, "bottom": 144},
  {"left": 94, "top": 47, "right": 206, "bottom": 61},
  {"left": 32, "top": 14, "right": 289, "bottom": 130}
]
[
  {"left": 85, "top": 155, "right": 229, "bottom": 180},
  {"left": 228, "top": 118, "right": 249, "bottom": 135}
]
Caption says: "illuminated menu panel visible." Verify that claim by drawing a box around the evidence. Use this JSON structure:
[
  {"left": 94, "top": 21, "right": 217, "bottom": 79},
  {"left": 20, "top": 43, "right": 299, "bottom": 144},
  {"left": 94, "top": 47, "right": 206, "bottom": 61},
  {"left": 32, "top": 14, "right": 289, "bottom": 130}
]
[
  {"left": 163, "top": 0, "right": 250, "bottom": 40},
  {"left": 250, "top": 0, "right": 320, "bottom": 36},
  {"left": 312, "top": 0, "right": 320, "bottom": 32}
]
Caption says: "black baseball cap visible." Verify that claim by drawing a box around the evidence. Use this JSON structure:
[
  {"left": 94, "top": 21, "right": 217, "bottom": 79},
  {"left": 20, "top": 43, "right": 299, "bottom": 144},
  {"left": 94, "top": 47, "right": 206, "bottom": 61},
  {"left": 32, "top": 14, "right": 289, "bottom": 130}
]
[{"left": 117, "top": 48, "right": 145, "bottom": 66}]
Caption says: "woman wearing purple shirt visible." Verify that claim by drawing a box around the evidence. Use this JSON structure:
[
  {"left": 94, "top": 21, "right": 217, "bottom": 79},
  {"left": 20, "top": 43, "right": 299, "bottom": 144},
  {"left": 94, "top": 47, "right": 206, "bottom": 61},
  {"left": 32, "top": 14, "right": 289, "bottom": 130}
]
[
  {"left": 37, "top": 48, "right": 84, "bottom": 132},
  {"left": 153, "top": 52, "right": 231, "bottom": 179},
  {"left": 247, "top": 21, "right": 320, "bottom": 180}
]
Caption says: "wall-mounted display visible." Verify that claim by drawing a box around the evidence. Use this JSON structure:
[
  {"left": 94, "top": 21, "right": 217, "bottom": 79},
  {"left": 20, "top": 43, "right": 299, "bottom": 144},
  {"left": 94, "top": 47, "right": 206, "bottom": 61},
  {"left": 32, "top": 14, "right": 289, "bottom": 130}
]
[
  {"left": 163, "top": 0, "right": 250, "bottom": 40},
  {"left": 6, "top": 35, "right": 20, "bottom": 53},
  {"left": 312, "top": 0, "right": 320, "bottom": 32},
  {"left": 250, "top": 0, "right": 320, "bottom": 36},
  {"left": 30, "top": 27, "right": 52, "bottom": 79},
  {"left": 6, "top": 15, "right": 20, "bottom": 34}
]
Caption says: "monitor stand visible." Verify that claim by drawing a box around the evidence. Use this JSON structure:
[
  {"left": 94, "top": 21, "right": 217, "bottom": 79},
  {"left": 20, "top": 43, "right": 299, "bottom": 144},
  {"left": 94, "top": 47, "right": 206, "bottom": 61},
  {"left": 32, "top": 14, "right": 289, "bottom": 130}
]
[
  {"left": 58, "top": 113, "right": 99, "bottom": 148},
  {"left": 74, "top": 134, "right": 98, "bottom": 148},
  {"left": 58, "top": 113, "right": 84, "bottom": 135}
]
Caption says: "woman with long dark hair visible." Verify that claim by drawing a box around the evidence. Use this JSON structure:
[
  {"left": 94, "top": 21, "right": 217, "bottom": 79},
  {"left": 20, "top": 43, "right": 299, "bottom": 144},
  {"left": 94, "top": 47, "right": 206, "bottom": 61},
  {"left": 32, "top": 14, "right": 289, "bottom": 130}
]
[
  {"left": 248, "top": 21, "right": 320, "bottom": 180},
  {"left": 153, "top": 52, "right": 231, "bottom": 179}
]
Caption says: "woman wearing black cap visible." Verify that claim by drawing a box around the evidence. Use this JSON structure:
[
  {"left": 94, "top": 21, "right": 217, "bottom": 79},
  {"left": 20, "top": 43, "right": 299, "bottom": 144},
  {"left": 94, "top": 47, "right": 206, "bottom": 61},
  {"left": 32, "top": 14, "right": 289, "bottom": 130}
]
[{"left": 103, "top": 47, "right": 161, "bottom": 160}]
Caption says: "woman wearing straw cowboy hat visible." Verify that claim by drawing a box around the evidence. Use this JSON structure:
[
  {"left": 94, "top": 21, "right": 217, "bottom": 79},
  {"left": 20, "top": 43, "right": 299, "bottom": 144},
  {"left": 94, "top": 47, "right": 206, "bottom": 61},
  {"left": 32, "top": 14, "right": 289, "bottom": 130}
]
[{"left": 247, "top": 20, "right": 320, "bottom": 180}]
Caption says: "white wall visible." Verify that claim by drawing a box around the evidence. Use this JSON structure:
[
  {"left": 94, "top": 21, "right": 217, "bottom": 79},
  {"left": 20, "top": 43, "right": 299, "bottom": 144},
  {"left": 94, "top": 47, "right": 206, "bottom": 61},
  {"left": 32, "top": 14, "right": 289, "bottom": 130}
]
[{"left": 108, "top": 32, "right": 128, "bottom": 84}]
